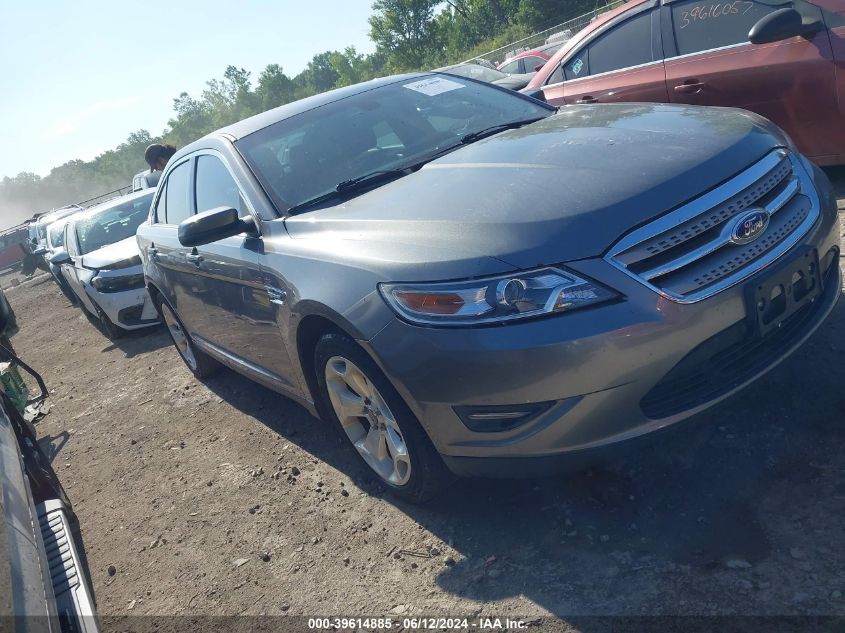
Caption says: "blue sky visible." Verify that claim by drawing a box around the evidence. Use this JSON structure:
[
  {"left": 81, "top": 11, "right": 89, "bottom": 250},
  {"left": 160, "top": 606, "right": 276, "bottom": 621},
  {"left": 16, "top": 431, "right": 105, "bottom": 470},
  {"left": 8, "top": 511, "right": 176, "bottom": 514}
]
[{"left": 0, "top": 1, "right": 376, "bottom": 179}]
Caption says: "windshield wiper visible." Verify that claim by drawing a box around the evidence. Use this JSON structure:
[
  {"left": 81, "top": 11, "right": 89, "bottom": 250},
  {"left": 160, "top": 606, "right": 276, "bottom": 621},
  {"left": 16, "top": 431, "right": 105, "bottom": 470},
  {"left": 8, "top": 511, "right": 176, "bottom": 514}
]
[
  {"left": 286, "top": 190, "right": 346, "bottom": 214},
  {"left": 335, "top": 168, "right": 412, "bottom": 193},
  {"left": 287, "top": 168, "right": 418, "bottom": 213},
  {"left": 460, "top": 116, "right": 546, "bottom": 145}
]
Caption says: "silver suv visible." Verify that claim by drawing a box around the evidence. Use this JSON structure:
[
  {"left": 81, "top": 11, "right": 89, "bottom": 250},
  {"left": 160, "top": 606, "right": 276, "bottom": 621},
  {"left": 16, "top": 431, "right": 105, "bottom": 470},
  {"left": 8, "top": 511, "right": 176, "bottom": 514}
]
[{"left": 137, "top": 73, "right": 841, "bottom": 501}]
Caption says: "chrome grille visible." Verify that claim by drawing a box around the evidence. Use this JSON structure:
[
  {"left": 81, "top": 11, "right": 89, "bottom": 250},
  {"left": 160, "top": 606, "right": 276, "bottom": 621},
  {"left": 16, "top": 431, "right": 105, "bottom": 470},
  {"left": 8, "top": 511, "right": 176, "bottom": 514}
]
[{"left": 606, "top": 150, "right": 820, "bottom": 303}]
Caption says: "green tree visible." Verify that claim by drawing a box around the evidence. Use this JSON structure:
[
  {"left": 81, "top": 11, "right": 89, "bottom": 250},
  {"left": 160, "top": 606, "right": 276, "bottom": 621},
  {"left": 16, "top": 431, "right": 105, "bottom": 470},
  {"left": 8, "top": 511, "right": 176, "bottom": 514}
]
[
  {"left": 256, "top": 64, "right": 295, "bottom": 110},
  {"left": 368, "top": 0, "right": 441, "bottom": 71},
  {"left": 329, "top": 47, "right": 377, "bottom": 87}
]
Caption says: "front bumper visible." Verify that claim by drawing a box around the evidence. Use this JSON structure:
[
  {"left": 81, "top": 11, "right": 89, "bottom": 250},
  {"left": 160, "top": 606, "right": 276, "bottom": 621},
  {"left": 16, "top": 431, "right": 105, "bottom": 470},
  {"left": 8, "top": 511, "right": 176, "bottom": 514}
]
[
  {"left": 84, "top": 265, "right": 159, "bottom": 330},
  {"left": 366, "top": 164, "right": 841, "bottom": 477}
]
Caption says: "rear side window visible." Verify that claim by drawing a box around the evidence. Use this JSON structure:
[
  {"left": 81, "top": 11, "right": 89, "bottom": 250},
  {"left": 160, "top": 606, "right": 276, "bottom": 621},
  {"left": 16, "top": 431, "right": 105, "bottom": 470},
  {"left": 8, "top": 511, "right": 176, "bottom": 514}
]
[
  {"left": 164, "top": 161, "right": 192, "bottom": 226},
  {"left": 499, "top": 59, "right": 522, "bottom": 74},
  {"left": 195, "top": 155, "right": 246, "bottom": 217},
  {"left": 670, "top": 0, "right": 787, "bottom": 56}
]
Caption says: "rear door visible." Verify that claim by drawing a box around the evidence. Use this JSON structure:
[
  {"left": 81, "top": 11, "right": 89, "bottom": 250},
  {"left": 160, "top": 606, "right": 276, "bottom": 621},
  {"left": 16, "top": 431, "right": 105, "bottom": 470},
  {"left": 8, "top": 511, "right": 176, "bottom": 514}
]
[
  {"left": 140, "top": 159, "right": 201, "bottom": 329},
  {"left": 542, "top": 3, "right": 667, "bottom": 105},
  {"left": 663, "top": 0, "right": 839, "bottom": 162}
]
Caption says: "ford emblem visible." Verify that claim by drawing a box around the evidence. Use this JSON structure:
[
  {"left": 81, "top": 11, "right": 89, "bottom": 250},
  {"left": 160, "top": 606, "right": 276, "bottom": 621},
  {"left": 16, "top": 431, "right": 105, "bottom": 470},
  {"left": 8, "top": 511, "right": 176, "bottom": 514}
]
[{"left": 730, "top": 209, "right": 769, "bottom": 245}]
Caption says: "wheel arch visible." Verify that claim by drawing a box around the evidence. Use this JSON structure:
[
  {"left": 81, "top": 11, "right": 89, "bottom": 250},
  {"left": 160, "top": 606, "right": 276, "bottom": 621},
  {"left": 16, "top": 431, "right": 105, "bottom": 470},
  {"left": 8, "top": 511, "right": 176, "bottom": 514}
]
[{"left": 293, "top": 305, "right": 364, "bottom": 410}]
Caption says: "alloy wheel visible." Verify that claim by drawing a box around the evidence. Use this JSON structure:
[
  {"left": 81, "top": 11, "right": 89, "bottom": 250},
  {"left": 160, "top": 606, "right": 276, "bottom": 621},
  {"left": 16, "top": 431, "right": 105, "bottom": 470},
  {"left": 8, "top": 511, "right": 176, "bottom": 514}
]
[
  {"left": 161, "top": 303, "right": 197, "bottom": 370},
  {"left": 324, "top": 355, "right": 412, "bottom": 486}
]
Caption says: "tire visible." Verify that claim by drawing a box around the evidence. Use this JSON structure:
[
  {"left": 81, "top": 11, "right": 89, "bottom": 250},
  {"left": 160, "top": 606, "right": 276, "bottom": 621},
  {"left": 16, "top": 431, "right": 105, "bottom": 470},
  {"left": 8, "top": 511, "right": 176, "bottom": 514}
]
[
  {"left": 0, "top": 335, "right": 15, "bottom": 360},
  {"left": 92, "top": 303, "right": 123, "bottom": 340},
  {"left": 157, "top": 298, "right": 220, "bottom": 379},
  {"left": 314, "top": 332, "right": 453, "bottom": 503}
]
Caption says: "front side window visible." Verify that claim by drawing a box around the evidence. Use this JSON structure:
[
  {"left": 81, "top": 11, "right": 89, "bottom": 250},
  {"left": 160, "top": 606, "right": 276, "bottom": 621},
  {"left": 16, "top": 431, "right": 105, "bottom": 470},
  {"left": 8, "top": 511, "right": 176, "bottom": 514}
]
[
  {"left": 546, "top": 63, "right": 564, "bottom": 84},
  {"left": 564, "top": 52, "right": 589, "bottom": 80},
  {"left": 524, "top": 55, "right": 547, "bottom": 72},
  {"left": 195, "top": 155, "right": 246, "bottom": 217},
  {"left": 237, "top": 75, "right": 552, "bottom": 213},
  {"left": 75, "top": 192, "right": 154, "bottom": 255},
  {"left": 164, "top": 161, "right": 192, "bottom": 226},
  {"left": 582, "top": 10, "right": 654, "bottom": 76},
  {"left": 670, "top": 0, "right": 786, "bottom": 56}
]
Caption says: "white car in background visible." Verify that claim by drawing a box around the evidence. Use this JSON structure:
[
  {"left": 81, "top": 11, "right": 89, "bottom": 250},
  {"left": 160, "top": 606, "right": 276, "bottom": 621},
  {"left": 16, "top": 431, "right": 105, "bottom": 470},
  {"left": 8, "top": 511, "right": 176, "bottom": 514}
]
[
  {"left": 52, "top": 190, "right": 158, "bottom": 339},
  {"left": 44, "top": 212, "right": 85, "bottom": 304},
  {"left": 131, "top": 169, "right": 161, "bottom": 192}
]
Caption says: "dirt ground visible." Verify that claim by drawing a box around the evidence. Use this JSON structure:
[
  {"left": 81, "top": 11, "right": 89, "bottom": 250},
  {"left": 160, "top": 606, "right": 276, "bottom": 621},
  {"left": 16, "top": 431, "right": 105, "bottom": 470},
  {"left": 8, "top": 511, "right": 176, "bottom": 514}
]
[{"left": 3, "top": 171, "right": 845, "bottom": 624}]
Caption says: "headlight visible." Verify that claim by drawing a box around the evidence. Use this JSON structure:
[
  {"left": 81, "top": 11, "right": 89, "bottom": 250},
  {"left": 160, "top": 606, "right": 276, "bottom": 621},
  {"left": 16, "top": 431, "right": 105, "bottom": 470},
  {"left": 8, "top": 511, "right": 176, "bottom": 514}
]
[
  {"left": 91, "top": 273, "right": 145, "bottom": 293},
  {"left": 379, "top": 267, "right": 618, "bottom": 326},
  {"left": 106, "top": 254, "right": 142, "bottom": 270}
]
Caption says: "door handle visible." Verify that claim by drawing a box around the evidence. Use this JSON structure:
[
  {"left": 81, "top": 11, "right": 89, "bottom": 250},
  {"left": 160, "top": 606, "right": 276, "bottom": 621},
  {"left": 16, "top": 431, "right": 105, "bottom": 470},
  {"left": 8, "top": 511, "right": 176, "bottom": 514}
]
[
  {"left": 186, "top": 253, "right": 204, "bottom": 265},
  {"left": 576, "top": 95, "right": 597, "bottom": 104},
  {"left": 674, "top": 80, "right": 706, "bottom": 94}
]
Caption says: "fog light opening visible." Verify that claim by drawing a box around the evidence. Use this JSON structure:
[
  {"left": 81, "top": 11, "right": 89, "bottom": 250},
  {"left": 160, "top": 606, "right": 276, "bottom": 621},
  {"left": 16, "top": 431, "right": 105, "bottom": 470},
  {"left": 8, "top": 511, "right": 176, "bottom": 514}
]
[{"left": 454, "top": 401, "right": 556, "bottom": 432}]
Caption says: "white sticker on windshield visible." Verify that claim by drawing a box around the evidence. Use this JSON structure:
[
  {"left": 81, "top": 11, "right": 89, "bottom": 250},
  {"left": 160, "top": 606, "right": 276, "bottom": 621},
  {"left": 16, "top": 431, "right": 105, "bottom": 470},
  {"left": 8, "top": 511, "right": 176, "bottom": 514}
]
[{"left": 403, "top": 77, "right": 465, "bottom": 96}]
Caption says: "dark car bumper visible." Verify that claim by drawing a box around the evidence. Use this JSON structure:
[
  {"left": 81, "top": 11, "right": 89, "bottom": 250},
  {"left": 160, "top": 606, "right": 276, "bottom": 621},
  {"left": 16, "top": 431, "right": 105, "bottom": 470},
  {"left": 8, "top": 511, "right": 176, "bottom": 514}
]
[{"left": 365, "top": 161, "right": 841, "bottom": 477}]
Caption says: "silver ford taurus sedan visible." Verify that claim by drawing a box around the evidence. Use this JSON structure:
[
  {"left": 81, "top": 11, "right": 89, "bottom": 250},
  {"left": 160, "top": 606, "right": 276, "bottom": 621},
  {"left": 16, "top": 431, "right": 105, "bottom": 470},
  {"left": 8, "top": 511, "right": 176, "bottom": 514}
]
[{"left": 137, "top": 73, "right": 841, "bottom": 501}]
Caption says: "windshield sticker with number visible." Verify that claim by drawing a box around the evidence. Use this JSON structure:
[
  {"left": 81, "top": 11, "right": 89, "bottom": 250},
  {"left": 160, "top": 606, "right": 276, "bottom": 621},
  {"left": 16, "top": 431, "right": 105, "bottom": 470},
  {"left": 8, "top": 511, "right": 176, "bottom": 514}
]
[{"left": 403, "top": 77, "right": 466, "bottom": 96}]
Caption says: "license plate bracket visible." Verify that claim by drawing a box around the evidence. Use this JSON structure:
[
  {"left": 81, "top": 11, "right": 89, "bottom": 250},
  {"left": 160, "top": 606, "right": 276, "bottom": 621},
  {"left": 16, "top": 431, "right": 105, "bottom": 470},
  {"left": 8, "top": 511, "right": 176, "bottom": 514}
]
[{"left": 746, "top": 248, "right": 822, "bottom": 338}]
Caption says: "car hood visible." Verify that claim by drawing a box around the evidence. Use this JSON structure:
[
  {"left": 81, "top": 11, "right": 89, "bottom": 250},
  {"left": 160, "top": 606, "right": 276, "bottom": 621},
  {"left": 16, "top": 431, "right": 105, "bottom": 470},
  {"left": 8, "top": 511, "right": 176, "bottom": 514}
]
[
  {"left": 81, "top": 236, "right": 139, "bottom": 269},
  {"left": 285, "top": 103, "right": 788, "bottom": 274}
]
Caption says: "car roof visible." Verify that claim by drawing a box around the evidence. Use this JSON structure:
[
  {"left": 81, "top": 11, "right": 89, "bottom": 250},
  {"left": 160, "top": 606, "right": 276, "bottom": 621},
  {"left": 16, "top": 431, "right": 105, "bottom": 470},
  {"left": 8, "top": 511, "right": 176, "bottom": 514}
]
[
  {"left": 71, "top": 189, "right": 154, "bottom": 223},
  {"left": 35, "top": 205, "right": 82, "bottom": 227},
  {"left": 509, "top": 50, "right": 550, "bottom": 61},
  {"left": 199, "top": 72, "right": 431, "bottom": 144}
]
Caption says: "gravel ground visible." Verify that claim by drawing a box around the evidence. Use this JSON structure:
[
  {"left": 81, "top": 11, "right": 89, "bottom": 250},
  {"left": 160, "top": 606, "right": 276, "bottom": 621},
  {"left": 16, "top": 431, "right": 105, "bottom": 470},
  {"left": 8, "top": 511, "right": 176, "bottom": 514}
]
[{"left": 2, "top": 174, "right": 845, "bottom": 623}]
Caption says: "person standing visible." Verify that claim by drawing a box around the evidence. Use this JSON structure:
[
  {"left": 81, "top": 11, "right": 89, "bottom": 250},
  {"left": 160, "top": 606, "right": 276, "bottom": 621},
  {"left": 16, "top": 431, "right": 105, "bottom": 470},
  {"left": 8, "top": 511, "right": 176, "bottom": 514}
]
[{"left": 144, "top": 143, "right": 177, "bottom": 171}]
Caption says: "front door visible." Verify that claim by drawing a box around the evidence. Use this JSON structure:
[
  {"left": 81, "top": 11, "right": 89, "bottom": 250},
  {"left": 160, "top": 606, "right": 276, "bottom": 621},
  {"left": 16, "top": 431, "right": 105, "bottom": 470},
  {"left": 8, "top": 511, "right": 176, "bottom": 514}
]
[
  {"left": 663, "top": 0, "right": 839, "bottom": 162},
  {"left": 188, "top": 153, "right": 297, "bottom": 390},
  {"left": 542, "top": 5, "right": 668, "bottom": 105}
]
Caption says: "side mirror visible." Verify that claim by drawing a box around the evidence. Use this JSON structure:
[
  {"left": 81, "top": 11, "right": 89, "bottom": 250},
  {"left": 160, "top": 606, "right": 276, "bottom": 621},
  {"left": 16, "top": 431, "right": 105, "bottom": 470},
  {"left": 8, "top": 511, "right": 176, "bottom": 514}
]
[
  {"left": 48, "top": 251, "right": 71, "bottom": 266},
  {"left": 533, "top": 63, "right": 544, "bottom": 73},
  {"left": 178, "top": 207, "right": 255, "bottom": 247},
  {"left": 749, "top": 8, "right": 820, "bottom": 44},
  {"left": 32, "top": 246, "right": 47, "bottom": 256},
  {"left": 520, "top": 88, "right": 547, "bottom": 103}
]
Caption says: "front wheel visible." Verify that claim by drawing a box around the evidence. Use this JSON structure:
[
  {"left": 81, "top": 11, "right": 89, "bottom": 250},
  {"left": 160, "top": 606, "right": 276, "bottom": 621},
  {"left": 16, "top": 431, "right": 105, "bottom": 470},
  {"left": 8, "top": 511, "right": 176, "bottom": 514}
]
[
  {"left": 92, "top": 302, "right": 123, "bottom": 340},
  {"left": 158, "top": 300, "right": 219, "bottom": 379},
  {"left": 314, "top": 333, "right": 452, "bottom": 503}
]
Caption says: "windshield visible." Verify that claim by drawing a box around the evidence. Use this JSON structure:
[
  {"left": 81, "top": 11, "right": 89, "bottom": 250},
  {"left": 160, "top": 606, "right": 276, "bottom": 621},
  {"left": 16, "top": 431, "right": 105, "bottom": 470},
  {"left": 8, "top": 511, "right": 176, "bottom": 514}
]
[
  {"left": 48, "top": 222, "right": 66, "bottom": 249},
  {"left": 236, "top": 74, "right": 552, "bottom": 212},
  {"left": 76, "top": 193, "right": 153, "bottom": 255},
  {"left": 37, "top": 223, "right": 49, "bottom": 243}
]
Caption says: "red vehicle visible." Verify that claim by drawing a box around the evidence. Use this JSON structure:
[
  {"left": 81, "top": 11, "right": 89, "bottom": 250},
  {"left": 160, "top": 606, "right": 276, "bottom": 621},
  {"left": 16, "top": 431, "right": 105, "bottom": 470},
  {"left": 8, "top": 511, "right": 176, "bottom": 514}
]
[
  {"left": 526, "top": 0, "right": 845, "bottom": 165},
  {"left": 498, "top": 50, "right": 552, "bottom": 74}
]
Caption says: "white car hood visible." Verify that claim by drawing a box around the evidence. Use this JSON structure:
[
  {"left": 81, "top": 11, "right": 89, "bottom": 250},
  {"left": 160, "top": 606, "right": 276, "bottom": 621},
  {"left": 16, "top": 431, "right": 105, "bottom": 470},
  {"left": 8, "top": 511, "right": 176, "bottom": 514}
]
[{"left": 81, "top": 236, "right": 140, "bottom": 269}]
